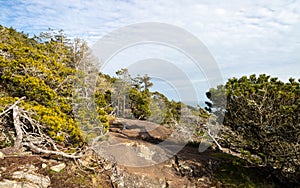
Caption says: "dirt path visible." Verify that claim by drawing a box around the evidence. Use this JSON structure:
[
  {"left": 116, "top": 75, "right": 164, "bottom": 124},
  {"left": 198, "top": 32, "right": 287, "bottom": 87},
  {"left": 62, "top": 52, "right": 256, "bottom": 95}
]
[
  {"left": 102, "top": 118, "right": 220, "bottom": 187},
  {"left": 0, "top": 118, "right": 279, "bottom": 187}
]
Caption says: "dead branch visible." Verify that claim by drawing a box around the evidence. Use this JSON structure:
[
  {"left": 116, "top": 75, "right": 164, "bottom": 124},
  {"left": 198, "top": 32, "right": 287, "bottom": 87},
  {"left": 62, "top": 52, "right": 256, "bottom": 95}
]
[
  {"left": 23, "top": 142, "right": 82, "bottom": 159},
  {"left": 0, "top": 96, "right": 25, "bottom": 117},
  {"left": 206, "top": 129, "right": 222, "bottom": 151},
  {"left": 12, "top": 105, "right": 23, "bottom": 152},
  {"left": 0, "top": 96, "right": 84, "bottom": 159}
]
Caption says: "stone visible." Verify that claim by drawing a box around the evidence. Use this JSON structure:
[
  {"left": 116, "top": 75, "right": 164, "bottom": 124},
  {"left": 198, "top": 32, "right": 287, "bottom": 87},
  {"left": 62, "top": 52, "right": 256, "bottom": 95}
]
[
  {"left": 50, "top": 163, "right": 66, "bottom": 172},
  {"left": 0, "top": 167, "right": 6, "bottom": 172},
  {"left": 27, "top": 164, "right": 37, "bottom": 171},
  {"left": 104, "top": 163, "right": 113, "bottom": 171},
  {"left": 42, "top": 163, "right": 47, "bottom": 169},
  {"left": 0, "top": 152, "right": 4, "bottom": 159},
  {"left": 198, "top": 176, "right": 209, "bottom": 183},
  {"left": 12, "top": 171, "right": 51, "bottom": 188},
  {"left": 0, "top": 179, "right": 40, "bottom": 188}
]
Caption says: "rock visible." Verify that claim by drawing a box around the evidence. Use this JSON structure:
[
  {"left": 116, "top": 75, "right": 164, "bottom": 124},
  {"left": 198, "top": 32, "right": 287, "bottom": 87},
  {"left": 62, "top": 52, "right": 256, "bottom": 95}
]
[
  {"left": 42, "top": 163, "right": 47, "bottom": 169},
  {"left": 115, "top": 172, "right": 166, "bottom": 188},
  {"left": 0, "top": 152, "right": 4, "bottom": 159},
  {"left": 0, "top": 167, "right": 6, "bottom": 172},
  {"left": 27, "top": 164, "right": 37, "bottom": 171},
  {"left": 103, "top": 163, "right": 113, "bottom": 171},
  {"left": 12, "top": 171, "right": 51, "bottom": 188},
  {"left": 50, "top": 163, "right": 66, "bottom": 172},
  {"left": 179, "top": 163, "right": 194, "bottom": 177},
  {"left": 198, "top": 176, "right": 210, "bottom": 183},
  {"left": 0, "top": 179, "right": 40, "bottom": 188},
  {"left": 136, "top": 145, "right": 155, "bottom": 161}
]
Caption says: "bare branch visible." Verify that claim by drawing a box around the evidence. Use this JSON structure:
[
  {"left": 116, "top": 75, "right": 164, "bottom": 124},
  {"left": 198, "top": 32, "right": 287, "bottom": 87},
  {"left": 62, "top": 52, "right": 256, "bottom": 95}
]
[
  {"left": 0, "top": 96, "right": 26, "bottom": 117},
  {"left": 0, "top": 97, "right": 85, "bottom": 159},
  {"left": 12, "top": 105, "right": 23, "bottom": 151},
  {"left": 207, "top": 129, "right": 222, "bottom": 150},
  {"left": 23, "top": 142, "right": 82, "bottom": 159}
]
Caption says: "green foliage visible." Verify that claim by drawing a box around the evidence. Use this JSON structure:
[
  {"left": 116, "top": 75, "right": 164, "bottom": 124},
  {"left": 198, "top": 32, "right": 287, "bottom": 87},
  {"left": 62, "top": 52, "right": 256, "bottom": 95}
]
[
  {"left": 24, "top": 102, "right": 83, "bottom": 143},
  {"left": 129, "top": 88, "right": 151, "bottom": 120},
  {"left": 0, "top": 25, "right": 91, "bottom": 145},
  {"left": 132, "top": 74, "right": 153, "bottom": 91},
  {"left": 150, "top": 91, "right": 189, "bottom": 125},
  {"left": 164, "top": 100, "right": 182, "bottom": 124},
  {"left": 0, "top": 96, "right": 19, "bottom": 111},
  {"left": 214, "top": 160, "right": 277, "bottom": 188},
  {"left": 206, "top": 74, "right": 300, "bottom": 184},
  {"left": 114, "top": 69, "right": 155, "bottom": 120},
  {"left": 94, "top": 90, "right": 110, "bottom": 129},
  {"left": 113, "top": 69, "right": 201, "bottom": 125}
]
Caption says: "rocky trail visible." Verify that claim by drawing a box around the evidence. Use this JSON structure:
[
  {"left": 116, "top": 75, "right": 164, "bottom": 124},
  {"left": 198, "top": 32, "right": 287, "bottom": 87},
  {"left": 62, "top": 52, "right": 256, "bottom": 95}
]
[
  {"left": 99, "top": 118, "right": 283, "bottom": 188},
  {"left": 101, "top": 118, "right": 229, "bottom": 188},
  {"left": 0, "top": 118, "right": 282, "bottom": 188}
]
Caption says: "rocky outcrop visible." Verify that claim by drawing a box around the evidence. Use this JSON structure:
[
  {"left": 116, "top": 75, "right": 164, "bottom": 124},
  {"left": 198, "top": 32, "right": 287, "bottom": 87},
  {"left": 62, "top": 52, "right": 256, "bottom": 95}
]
[
  {"left": 0, "top": 164, "right": 50, "bottom": 188},
  {"left": 101, "top": 118, "right": 222, "bottom": 188},
  {"left": 106, "top": 150, "right": 220, "bottom": 188},
  {"left": 0, "top": 179, "right": 40, "bottom": 188}
]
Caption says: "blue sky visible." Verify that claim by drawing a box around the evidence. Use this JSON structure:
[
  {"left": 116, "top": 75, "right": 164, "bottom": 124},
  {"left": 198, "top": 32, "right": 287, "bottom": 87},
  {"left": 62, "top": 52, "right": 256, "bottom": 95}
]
[{"left": 1, "top": 0, "right": 300, "bottom": 104}]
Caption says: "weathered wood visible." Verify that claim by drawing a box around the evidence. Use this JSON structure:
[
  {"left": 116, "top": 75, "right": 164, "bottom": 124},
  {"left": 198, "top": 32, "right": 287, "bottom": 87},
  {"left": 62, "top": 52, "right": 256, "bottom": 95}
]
[{"left": 0, "top": 96, "right": 84, "bottom": 159}]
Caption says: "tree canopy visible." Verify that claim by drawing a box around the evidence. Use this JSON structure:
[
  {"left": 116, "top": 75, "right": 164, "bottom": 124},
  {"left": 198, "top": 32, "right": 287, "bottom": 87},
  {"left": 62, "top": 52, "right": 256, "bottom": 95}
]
[
  {"left": 0, "top": 26, "right": 109, "bottom": 145},
  {"left": 206, "top": 74, "right": 300, "bottom": 184}
]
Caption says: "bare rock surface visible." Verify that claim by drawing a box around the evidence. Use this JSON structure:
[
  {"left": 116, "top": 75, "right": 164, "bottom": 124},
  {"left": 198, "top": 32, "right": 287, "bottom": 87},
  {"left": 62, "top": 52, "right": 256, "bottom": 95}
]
[
  {"left": 0, "top": 179, "right": 40, "bottom": 188},
  {"left": 12, "top": 170, "right": 50, "bottom": 188},
  {"left": 105, "top": 118, "right": 219, "bottom": 187},
  {"left": 50, "top": 163, "right": 66, "bottom": 172},
  {"left": 0, "top": 162, "right": 50, "bottom": 188}
]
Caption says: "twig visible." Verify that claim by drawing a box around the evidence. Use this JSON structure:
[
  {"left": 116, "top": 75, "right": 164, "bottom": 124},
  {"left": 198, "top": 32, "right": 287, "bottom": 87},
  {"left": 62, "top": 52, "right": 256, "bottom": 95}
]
[{"left": 207, "top": 129, "right": 223, "bottom": 151}]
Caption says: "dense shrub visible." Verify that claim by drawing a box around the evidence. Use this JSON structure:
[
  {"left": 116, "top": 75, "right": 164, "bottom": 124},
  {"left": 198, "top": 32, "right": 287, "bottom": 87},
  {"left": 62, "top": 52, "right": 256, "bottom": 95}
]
[
  {"left": 0, "top": 25, "right": 108, "bottom": 145},
  {"left": 206, "top": 74, "right": 300, "bottom": 183}
]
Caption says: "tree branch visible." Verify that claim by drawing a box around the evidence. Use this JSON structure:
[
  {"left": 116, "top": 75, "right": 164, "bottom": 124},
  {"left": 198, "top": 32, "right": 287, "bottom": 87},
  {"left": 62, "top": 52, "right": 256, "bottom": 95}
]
[
  {"left": 0, "top": 96, "right": 26, "bottom": 117},
  {"left": 23, "top": 142, "right": 83, "bottom": 159}
]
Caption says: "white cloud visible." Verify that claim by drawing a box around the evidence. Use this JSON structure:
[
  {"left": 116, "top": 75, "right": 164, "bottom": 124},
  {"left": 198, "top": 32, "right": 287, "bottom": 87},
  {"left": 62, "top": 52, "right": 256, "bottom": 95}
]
[{"left": 1, "top": 0, "right": 300, "bottom": 100}]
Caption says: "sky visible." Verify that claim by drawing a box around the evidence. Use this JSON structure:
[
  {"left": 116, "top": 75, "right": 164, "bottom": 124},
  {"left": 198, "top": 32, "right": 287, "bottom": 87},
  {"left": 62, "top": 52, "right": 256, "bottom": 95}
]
[{"left": 1, "top": 0, "right": 300, "bottom": 105}]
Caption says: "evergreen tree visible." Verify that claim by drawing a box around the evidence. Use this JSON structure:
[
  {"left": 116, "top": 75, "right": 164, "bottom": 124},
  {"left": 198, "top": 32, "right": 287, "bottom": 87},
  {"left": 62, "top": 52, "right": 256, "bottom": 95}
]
[{"left": 206, "top": 74, "right": 300, "bottom": 183}]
